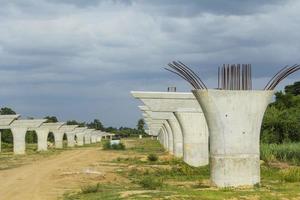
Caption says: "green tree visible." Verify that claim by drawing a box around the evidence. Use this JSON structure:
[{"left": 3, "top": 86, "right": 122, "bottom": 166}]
[
  {"left": 285, "top": 81, "right": 300, "bottom": 95},
  {"left": 261, "top": 81, "right": 300, "bottom": 143},
  {"left": 67, "top": 120, "right": 85, "bottom": 127},
  {"left": 137, "top": 119, "right": 145, "bottom": 132},
  {"left": 44, "top": 116, "right": 58, "bottom": 123},
  {"left": 0, "top": 107, "right": 16, "bottom": 115},
  {"left": 0, "top": 107, "right": 16, "bottom": 144},
  {"left": 87, "top": 119, "right": 104, "bottom": 130}
]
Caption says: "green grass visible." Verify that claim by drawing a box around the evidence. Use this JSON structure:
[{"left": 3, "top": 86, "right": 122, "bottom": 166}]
[
  {"left": 60, "top": 138, "right": 300, "bottom": 199},
  {"left": 261, "top": 143, "right": 300, "bottom": 165}
]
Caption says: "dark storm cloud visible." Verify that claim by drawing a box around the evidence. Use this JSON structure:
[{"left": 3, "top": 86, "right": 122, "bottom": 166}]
[{"left": 0, "top": 0, "right": 299, "bottom": 127}]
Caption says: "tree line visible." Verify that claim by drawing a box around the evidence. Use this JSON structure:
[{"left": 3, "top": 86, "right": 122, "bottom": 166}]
[{"left": 261, "top": 81, "right": 300, "bottom": 143}]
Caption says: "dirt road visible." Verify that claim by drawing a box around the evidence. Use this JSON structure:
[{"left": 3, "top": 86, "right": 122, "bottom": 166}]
[{"left": 0, "top": 147, "right": 122, "bottom": 200}]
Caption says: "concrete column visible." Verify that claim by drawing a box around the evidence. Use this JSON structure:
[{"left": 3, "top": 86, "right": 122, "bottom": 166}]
[
  {"left": 163, "top": 122, "right": 173, "bottom": 154},
  {"left": 76, "top": 134, "right": 85, "bottom": 146},
  {"left": 0, "top": 131, "right": 1, "bottom": 152},
  {"left": 84, "top": 134, "right": 91, "bottom": 144},
  {"left": 193, "top": 89, "right": 273, "bottom": 187},
  {"left": 157, "top": 131, "right": 162, "bottom": 144},
  {"left": 11, "top": 127, "right": 27, "bottom": 155},
  {"left": 159, "top": 129, "right": 164, "bottom": 145},
  {"left": 91, "top": 135, "right": 97, "bottom": 143},
  {"left": 53, "top": 131, "right": 64, "bottom": 148},
  {"left": 175, "top": 111, "right": 209, "bottom": 167},
  {"left": 97, "top": 136, "right": 102, "bottom": 142},
  {"left": 66, "top": 131, "right": 76, "bottom": 147},
  {"left": 35, "top": 128, "right": 49, "bottom": 151},
  {"left": 161, "top": 127, "right": 168, "bottom": 149},
  {"left": 167, "top": 115, "right": 183, "bottom": 157}
]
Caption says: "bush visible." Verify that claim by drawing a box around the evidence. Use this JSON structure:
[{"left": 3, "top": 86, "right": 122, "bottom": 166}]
[
  {"left": 102, "top": 141, "right": 125, "bottom": 150},
  {"left": 147, "top": 154, "right": 158, "bottom": 162},
  {"left": 111, "top": 143, "right": 125, "bottom": 150},
  {"left": 81, "top": 183, "right": 101, "bottom": 194},
  {"left": 138, "top": 176, "right": 163, "bottom": 190},
  {"left": 102, "top": 141, "right": 111, "bottom": 150}
]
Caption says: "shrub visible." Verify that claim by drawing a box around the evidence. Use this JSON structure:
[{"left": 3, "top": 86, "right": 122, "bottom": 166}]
[
  {"left": 102, "top": 141, "right": 125, "bottom": 150},
  {"left": 138, "top": 176, "right": 163, "bottom": 190},
  {"left": 102, "top": 141, "right": 111, "bottom": 150},
  {"left": 111, "top": 143, "right": 125, "bottom": 150},
  {"left": 81, "top": 183, "right": 101, "bottom": 194},
  {"left": 147, "top": 154, "right": 158, "bottom": 162}
]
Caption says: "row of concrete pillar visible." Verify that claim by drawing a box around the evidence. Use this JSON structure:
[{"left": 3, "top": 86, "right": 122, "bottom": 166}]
[
  {"left": 132, "top": 90, "right": 273, "bottom": 188},
  {"left": 0, "top": 115, "right": 114, "bottom": 154}
]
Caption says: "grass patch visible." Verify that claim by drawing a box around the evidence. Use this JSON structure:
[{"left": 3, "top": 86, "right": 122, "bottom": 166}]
[
  {"left": 261, "top": 143, "right": 300, "bottom": 165},
  {"left": 280, "top": 167, "right": 300, "bottom": 182},
  {"left": 138, "top": 176, "right": 164, "bottom": 190},
  {"left": 64, "top": 184, "right": 130, "bottom": 200}
]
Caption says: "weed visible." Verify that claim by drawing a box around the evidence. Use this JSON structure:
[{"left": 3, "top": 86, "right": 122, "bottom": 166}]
[
  {"left": 280, "top": 167, "right": 300, "bottom": 182},
  {"left": 261, "top": 143, "right": 300, "bottom": 165},
  {"left": 147, "top": 154, "right": 158, "bottom": 162},
  {"left": 138, "top": 176, "right": 163, "bottom": 190}
]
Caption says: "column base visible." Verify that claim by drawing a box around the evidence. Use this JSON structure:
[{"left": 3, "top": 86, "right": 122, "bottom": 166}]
[{"left": 210, "top": 154, "right": 260, "bottom": 187}]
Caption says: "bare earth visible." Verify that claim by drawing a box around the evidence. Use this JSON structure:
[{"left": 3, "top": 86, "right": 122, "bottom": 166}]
[{"left": 0, "top": 147, "right": 124, "bottom": 200}]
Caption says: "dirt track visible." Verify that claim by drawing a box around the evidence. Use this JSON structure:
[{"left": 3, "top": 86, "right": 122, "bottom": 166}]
[{"left": 0, "top": 147, "right": 122, "bottom": 200}]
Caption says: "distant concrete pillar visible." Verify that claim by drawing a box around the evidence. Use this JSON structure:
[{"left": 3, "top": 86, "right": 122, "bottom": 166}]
[
  {"left": 84, "top": 134, "right": 91, "bottom": 144},
  {"left": 163, "top": 122, "right": 173, "bottom": 154},
  {"left": 53, "top": 131, "right": 64, "bottom": 148},
  {"left": 97, "top": 136, "right": 102, "bottom": 142},
  {"left": 66, "top": 131, "right": 76, "bottom": 147},
  {"left": 11, "top": 127, "right": 27, "bottom": 155},
  {"left": 76, "top": 133, "right": 85, "bottom": 146},
  {"left": 167, "top": 115, "right": 183, "bottom": 157},
  {"left": 175, "top": 111, "right": 209, "bottom": 167},
  {"left": 91, "top": 135, "right": 97, "bottom": 143},
  {"left": 77, "top": 134, "right": 85, "bottom": 146},
  {"left": 35, "top": 128, "right": 49, "bottom": 151},
  {"left": 162, "top": 129, "right": 168, "bottom": 149},
  {"left": 158, "top": 130, "right": 163, "bottom": 145},
  {"left": 193, "top": 89, "right": 274, "bottom": 187}
]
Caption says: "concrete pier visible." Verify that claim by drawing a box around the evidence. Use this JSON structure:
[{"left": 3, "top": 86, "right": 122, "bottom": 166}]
[
  {"left": 84, "top": 129, "right": 95, "bottom": 144},
  {"left": 175, "top": 109, "right": 209, "bottom": 166},
  {"left": 132, "top": 91, "right": 209, "bottom": 166},
  {"left": 35, "top": 122, "right": 65, "bottom": 151},
  {"left": 146, "top": 111, "right": 180, "bottom": 156},
  {"left": 58, "top": 125, "right": 78, "bottom": 148},
  {"left": 193, "top": 89, "right": 273, "bottom": 187},
  {"left": 0, "top": 115, "right": 20, "bottom": 152},
  {"left": 10, "top": 119, "right": 46, "bottom": 154},
  {"left": 74, "top": 127, "right": 88, "bottom": 146}
]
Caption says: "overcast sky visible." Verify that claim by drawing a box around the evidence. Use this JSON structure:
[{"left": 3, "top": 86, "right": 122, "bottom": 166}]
[{"left": 0, "top": 0, "right": 299, "bottom": 128}]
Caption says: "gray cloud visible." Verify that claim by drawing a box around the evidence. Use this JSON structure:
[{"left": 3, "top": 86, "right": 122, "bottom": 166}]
[{"left": 0, "top": 0, "right": 299, "bottom": 127}]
